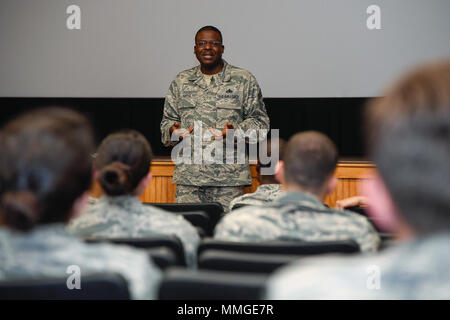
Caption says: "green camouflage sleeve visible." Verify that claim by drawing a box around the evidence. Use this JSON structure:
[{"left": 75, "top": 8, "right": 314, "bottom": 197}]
[
  {"left": 161, "top": 79, "right": 181, "bottom": 146},
  {"left": 214, "top": 208, "right": 274, "bottom": 241},
  {"left": 351, "top": 215, "right": 381, "bottom": 253},
  {"left": 234, "top": 74, "right": 270, "bottom": 135}
]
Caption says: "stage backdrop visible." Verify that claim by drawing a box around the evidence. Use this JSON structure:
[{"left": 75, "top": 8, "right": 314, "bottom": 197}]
[{"left": 0, "top": 0, "right": 449, "bottom": 98}]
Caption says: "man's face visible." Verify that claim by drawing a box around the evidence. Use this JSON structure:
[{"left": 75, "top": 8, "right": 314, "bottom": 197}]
[{"left": 194, "top": 30, "right": 224, "bottom": 69}]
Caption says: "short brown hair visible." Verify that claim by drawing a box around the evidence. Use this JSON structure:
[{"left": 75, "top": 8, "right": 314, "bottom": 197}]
[{"left": 283, "top": 131, "right": 338, "bottom": 194}]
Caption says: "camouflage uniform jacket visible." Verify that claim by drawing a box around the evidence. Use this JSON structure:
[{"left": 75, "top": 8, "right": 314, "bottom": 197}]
[
  {"left": 214, "top": 191, "right": 380, "bottom": 253},
  {"left": 160, "top": 60, "right": 270, "bottom": 186},
  {"left": 229, "top": 184, "right": 282, "bottom": 211},
  {"left": 67, "top": 195, "right": 200, "bottom": 268},
  {"left": 266, "top": 233, "right": 450, "bottom": 299},
  {"left": 0, "top": 224, "right": 161, "bottom": 299}
]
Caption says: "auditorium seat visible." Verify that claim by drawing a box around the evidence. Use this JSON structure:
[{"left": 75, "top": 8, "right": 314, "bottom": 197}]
[
  {"left": 345, "top": 205, "right": 367, "bottom": 216},
  {"left": 158, "top": 267, "right": 267, "bottom": 300},
  {"left": 345, "top": 206, "right": 394, "bottom": 248},
  {"left": 85, "top": 235, "right": 186, "bottom": 269},
  {"left": 175, "top": 211, "right": 209, "bottom": 238},
  {"left": 199, "top": 238, "right": 360, "bottom": 255},
  {"left": 0, "top": 273, "right": 130, "bottom": 300},
  {"left": 144, "top": 202, "right": 224, "bottom": 236},
  {"left": 197, "top": 238, "right": 360, "bottom": 273},
  {"left": 230, "top": 203, "right": 249, "bottom": 210},
  {"left": 199, "top": 250, "right": 307, "bottom": 274}
]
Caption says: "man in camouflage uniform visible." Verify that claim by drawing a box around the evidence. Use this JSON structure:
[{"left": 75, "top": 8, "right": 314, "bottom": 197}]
[
  {"left": 160, "top": 26, "right": 270, "bottom": 213},
  {"left": 266, "top": 61, "right": 450, "bottom": 299},
  {"left": 229, "top": 139, "right": 285, "bottom": 211},
  {"left": 215, "top": 131, "right": 380, "bottom": 253},
  {"left": 0, "top": 223, "right": 162, "bottom": 299},
  {"left": 229, "top": 184, "right": 282, "bottom": 211},
  {"left": 68, "top": 196, "right": 200, "bottom": 268}
]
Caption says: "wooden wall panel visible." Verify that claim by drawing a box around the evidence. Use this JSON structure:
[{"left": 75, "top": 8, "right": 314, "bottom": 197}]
[
  {"left": 324, "top": 162, "right": 377, "bottom": 207},
  {"left": 140, "top": 162, "right": 260, "bottom": 203},
  {"left": 91, "top": 160, "right": 376, "bottom": 207}
]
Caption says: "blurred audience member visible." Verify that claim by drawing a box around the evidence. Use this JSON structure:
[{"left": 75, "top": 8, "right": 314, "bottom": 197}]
[
  {"left": 0, "top": 108, "right": 161, "bottom": 299},
  {"left": 215, "top": 131, "right": 379, "bottom": 253},
  {"left": 68, "top": 130, "right": 200, "bottom": 268},
  {"left": 266, "top": 61, "right": 450, "bottom": 299}
]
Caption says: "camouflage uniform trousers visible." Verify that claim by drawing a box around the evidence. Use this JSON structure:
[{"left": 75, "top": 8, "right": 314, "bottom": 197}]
[{"left": 175, "top": 185, "right": 244, "bottom": 213}]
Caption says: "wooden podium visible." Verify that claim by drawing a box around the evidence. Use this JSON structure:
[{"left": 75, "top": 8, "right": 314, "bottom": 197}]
[{"left": 91, "top": 159, "right": 376, "bottom": 208}]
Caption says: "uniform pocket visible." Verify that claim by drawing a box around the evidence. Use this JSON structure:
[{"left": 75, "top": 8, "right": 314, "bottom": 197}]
[
  {"left": 179, "top": 104, "right": 196, "bottom": 128},
  {"left": 217, "top": 103, "right": 242, "bottom": 126}
]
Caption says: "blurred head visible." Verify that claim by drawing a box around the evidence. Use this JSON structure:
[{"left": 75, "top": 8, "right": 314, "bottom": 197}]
[
  {"left": 279, "top": 131, "right": 338, "bottom": 199},
  {"left": 364, "top": 61, "right": 450, "bottom": 236},
  {"left": 0, "top": 107, "right": 95, "bottom": 232},
  {"left": 95, "top": 130, "right": 153, "bottom": 196}
]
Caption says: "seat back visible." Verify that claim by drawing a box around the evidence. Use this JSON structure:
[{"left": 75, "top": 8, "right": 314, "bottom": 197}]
[
  {"left": 230, "top": 203, "right": 249, "bottom": 210},
  {"left": 199, "top": 238, "right": 360, "bottom": 256},
  {"left": 345, "top": 205, "right": 367, "bottom": 216},
  {"left": 177, "top": 211, "right": 209, "bottom": 238},
  {"left": 199, "top": 250, "right": 306, "bottom": 274},
  {"left": 86, "top": 235, "right": 186, "bottom": 268},
  {"left": 158, "top": 267, "right": 267, "bottom": 300},
  {"left": 346, "top": 206, "right": 394, "bottom": 245},
  {"left": 144, "top": 202, "right": 223, "bottom": 236},
  {"left": 197, "top": 238, "right": 360, "bottom": 273},
  {"left": 0, "top": 273, "right": 130, "bottom": 300}
]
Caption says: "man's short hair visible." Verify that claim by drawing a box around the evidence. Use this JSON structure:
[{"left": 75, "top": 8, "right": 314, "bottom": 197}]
[
  {"left": 283, "top": 131, "right": 338, "bottom": 193},
  {"left": 195, "top": 25, "right": 223, "bottom": 43},
  {"left": 366, "top": 60, "right": 450, "bottom": 234}
]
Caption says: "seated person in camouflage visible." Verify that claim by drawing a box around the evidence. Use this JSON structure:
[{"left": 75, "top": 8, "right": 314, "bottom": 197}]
[
  {"left": 266, "top": 61, "right": 450, "bottom": 299},
  {"left": 229, "top": 139, "right": 286, "bottom": 211},
  {"left": 215, "top": 131, "right": 380, "bottom": 253},
  {"left": 0, "top": 108, "right": 161, "bottom": 299},
  {"left": 68, "top": 130, "right": 200, "bottom": 268}
]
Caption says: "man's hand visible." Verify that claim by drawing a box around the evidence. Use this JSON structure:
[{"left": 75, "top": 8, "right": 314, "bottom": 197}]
[
  {"left": 222, "top": 121, "right": 234, "bottom": 137},
  {"left": 208, "top": 122, "right": 234, "bottom": 140},
  {"left": 335, "top": 196, "right": 368, "bottom": 210},
  {"left": 169, "top": 122, "right": 193, "bottom": 142}
]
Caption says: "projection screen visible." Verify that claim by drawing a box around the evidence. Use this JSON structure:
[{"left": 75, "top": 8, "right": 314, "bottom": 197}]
[{"left": 0, "top": 0, "right": 449, "bottom": 97}]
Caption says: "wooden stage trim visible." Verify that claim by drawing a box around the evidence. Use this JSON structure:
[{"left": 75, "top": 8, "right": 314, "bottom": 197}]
[
  {"left": 324, "top": 162, "right": 377, "bottom": 207},
  {"left": 91, "top": 161, "right": 376, "bottom": 208}
]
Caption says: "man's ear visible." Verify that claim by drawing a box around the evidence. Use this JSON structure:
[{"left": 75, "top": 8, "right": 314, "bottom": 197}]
[
  {"left": 325, "top": 174, "right": 337, "bottom": 195},
  {"left": 275, "top": 160, "right": 284, "bottom": 184}
]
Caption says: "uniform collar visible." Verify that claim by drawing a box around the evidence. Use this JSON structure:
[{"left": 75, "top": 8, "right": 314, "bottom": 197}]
[
  {"left": 275, "top": 191, "right": 327, "bottom": 209},
  {"left": 98, "top": 195, "right": 141, "bottom": 208},
  {"left": 189, "top": 59, "right": 232, "bottom": 86},
  {"left": 257, "top": 184, "right": 280, "bottom": 191}
]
